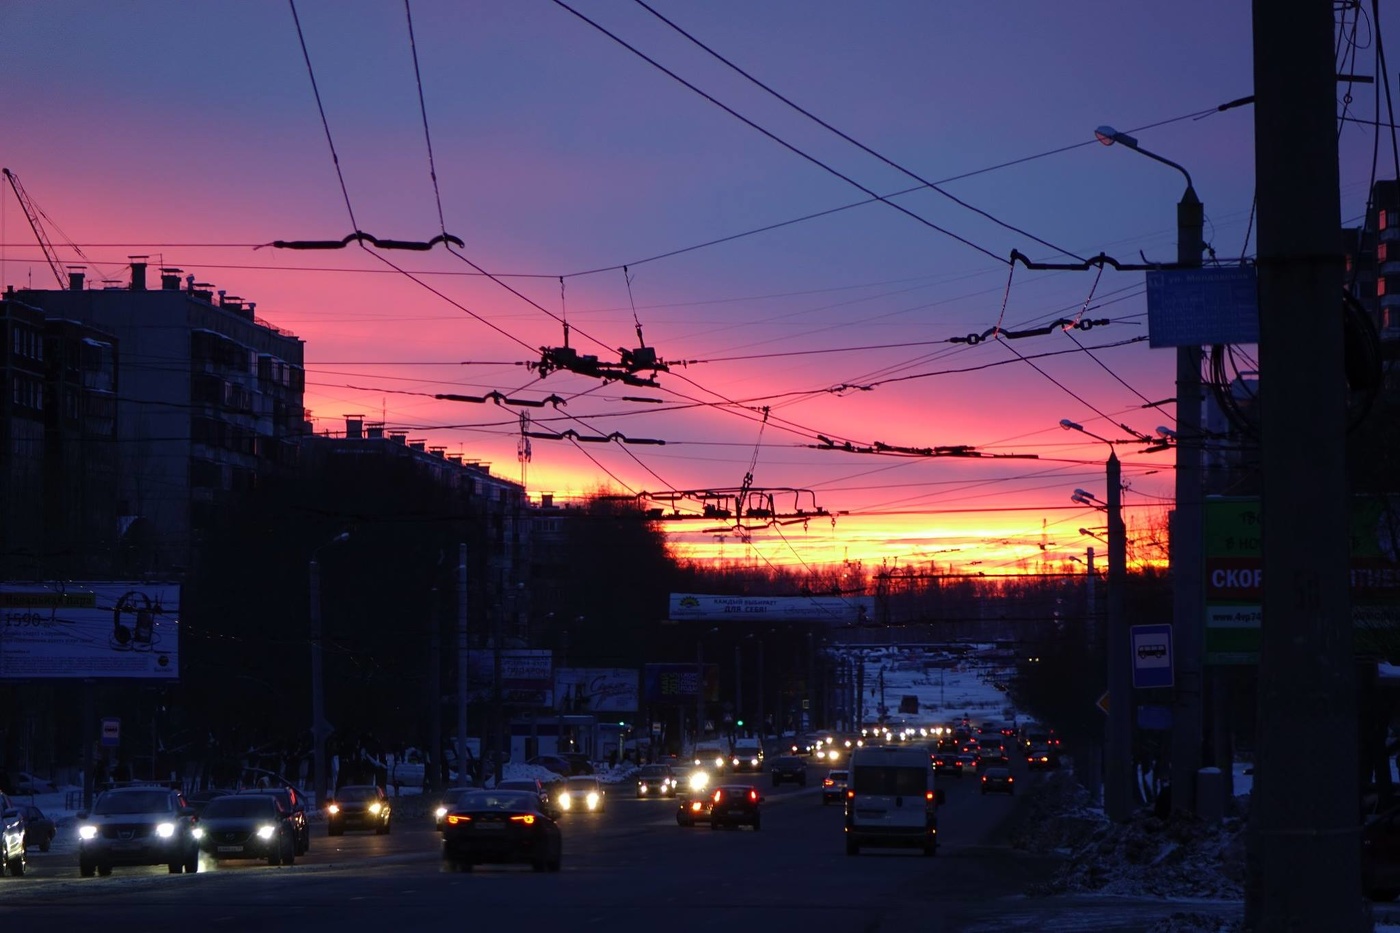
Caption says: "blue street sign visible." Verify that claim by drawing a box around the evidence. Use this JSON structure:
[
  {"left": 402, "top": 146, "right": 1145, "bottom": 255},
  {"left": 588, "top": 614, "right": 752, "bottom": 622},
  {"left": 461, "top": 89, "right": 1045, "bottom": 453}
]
[
  {"left": 1131, "top": 624, "right": 1174, "bottom": 689},
  {"left": 101, "top": 717, "right": 121, "bottom": 747},
  {"left": 1145, "top": 267, "right": 1259, "bottom": 347}
]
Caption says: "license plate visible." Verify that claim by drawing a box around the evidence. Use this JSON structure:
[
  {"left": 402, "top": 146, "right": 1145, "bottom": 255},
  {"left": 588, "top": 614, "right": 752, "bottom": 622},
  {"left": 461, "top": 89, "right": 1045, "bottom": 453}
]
[
  {"left": 475, "top": 823, "right": 504, "bottom": 831},
  {"left": 217, "top": 845, "right": 244, "bottom": 853}
]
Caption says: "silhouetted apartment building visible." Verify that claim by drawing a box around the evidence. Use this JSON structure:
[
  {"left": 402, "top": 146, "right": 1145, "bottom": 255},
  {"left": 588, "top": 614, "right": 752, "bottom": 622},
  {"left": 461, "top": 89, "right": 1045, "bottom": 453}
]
[
  {"left": 13, "top": 261, "right": 305, "bottom": 575},
  {"left": 308, "top": 416, "right": 531, "bottom": 641},
  {"left": 1, "top": 292, "right": 120, "bottom": 579}
]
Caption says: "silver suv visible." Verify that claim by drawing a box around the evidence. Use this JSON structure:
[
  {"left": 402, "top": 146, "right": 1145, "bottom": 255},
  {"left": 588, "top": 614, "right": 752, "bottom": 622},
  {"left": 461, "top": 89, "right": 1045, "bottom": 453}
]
[{"left": 77, "top": 785, "right": 199, "bottom": 876}]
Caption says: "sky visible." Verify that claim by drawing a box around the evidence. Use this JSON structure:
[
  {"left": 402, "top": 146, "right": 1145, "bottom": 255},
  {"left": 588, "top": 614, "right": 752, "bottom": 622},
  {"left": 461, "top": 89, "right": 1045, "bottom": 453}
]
[{"left": 2, "top": 2, "right": 1391, "bottom": 574}]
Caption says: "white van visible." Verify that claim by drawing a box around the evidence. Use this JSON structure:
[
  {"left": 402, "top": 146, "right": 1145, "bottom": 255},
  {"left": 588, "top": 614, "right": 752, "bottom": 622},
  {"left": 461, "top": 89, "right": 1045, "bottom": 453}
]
[{"left": 844, "top": 746, "right": 945, "bottom": 856}]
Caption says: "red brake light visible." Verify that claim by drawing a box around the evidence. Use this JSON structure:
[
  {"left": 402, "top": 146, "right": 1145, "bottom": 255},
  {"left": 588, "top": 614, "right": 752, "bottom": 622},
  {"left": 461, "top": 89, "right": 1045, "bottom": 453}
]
[
  {"left": 925, "top": 791, "right": 934, "bottom": 801},
  {"left": 446, "top": 814, "right": 470, "bottom": 825},
  {"left": 712, "top": 790, "right": 723, "bottom": 803},
  {"left": 823, "top": 779, "right": 833, "bottom": 787},
  {"left": 509, "top": 814, "right": 536, "bottom": 825},
  {"left": 749, "top": 789, "right": 758, "bottom": 802}
]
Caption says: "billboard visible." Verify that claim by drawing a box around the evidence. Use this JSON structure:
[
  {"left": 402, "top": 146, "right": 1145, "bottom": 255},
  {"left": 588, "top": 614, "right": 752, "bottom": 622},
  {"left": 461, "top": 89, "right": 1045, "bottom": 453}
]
[
  {"left": 467, "top": 649, "right": 554, "bottom": 706},
  {"left": 0, "top": 581, "right": 180, "bottom": 680},
  {"left": 644, "top": 662, "right": 718, "bottom": 704},
  {"left": 1205, "top": 496, "right": 1400, "bottom": 663},
  {"left": 554, "top": 667, "right": 640, "bottom": 713},
  {"left": 668, "top": 593, "right": 874, "bottom": 624}
]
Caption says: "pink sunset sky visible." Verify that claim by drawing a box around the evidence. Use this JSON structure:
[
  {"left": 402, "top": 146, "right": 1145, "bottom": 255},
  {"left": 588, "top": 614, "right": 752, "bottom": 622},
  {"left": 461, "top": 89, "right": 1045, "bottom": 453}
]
[{"left": 1, "top": 1, "right": 1389, "bottom": 571}]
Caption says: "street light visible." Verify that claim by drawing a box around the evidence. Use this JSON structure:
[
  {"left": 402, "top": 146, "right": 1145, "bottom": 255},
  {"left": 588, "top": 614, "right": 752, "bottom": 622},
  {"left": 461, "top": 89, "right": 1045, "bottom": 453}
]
[
  {"left": 1096, "top": 122, "right": 1205, "bottom": 820},
  {"left": 310, "top": 531, "right": 350, "bottom": 807},
  {"left": 1061, "top": 418, "right": 1130, "bottom": 821}
]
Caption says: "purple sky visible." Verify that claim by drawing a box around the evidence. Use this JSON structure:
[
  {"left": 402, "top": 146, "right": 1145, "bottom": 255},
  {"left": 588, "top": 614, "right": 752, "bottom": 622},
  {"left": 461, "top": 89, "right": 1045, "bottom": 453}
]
[{"left": 2, "top": 2, "right": 1389, "bottom": 571}]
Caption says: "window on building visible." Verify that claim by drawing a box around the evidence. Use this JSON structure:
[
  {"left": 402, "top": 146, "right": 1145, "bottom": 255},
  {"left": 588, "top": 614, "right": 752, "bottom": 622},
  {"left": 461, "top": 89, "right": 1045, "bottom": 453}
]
[
  {"left": 1381, "top": 242, "right": 1390, "bottom": 263},
  {"left": 1381, "top": 277, "right": 1389, "bottom": 297}
]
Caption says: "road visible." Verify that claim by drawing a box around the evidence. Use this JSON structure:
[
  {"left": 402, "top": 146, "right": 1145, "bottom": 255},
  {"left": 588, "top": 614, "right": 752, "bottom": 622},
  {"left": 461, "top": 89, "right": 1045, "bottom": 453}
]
[{"left": 0, "top": 761, "right": 1254, "bottom": 931}]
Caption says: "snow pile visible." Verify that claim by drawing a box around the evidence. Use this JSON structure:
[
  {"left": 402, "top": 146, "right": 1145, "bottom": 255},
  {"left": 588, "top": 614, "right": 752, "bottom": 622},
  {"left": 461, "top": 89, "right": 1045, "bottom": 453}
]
[{"left": 1015, "top": 772, "right": 1248, "bottom": 900}]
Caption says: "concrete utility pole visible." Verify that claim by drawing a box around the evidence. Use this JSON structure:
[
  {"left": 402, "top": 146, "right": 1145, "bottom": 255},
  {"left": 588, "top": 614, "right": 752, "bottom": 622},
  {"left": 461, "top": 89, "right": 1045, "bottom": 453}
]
[
  {"left": 428, "top": 590, "right": 441, "bottom": 793},
  {"left": 1171, "top": 182, "right": 1206, "bottom": 818},
  {"left": 455, "top": 544, "right": 468, "bottom": 785},
  {"left": 1245, "top": 2, "right": 1359, "bottom": 930},
  {"left": 1104, "top": 452, "right": 1131, "bottom": 822}
]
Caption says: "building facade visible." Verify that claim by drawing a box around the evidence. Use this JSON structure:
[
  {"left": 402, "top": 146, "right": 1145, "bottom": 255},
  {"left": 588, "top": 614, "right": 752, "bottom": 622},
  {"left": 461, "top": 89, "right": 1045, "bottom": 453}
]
[{"left": 16, "top": 262, "right": 305, "bottom": 575}]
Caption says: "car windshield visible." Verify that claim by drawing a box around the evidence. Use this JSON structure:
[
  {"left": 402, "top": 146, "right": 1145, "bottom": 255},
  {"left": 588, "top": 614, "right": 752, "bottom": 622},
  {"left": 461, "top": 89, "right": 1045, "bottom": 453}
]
[
  {"left": 775, "top": 757, "right": 802, "bottom": 766},
  {"left": 640, "top": 766, "right": 670, "bottom": 778},
  {"left": 203, "top": 796, "right": 277, "bottom": 818},
  {"left": 337, "top": 787, "right": 379, "bottom": 802},
  {"left": 499, "top": 781, "right": 537, "bottom": 792},
  {"left": 93, "top": 791, "right": 174, "bottom": 815},
  {"left": 440, "top": 787, "right": 474, "bottom": 804},
  {"left": 567, "top": 778, "right": 599, "bottom": 790},
  {"left": 829, "top": 771, "right": 848, "bottom": 781},
  {"left": 457, "top": 792, "right": 537, "bottom": 811}
]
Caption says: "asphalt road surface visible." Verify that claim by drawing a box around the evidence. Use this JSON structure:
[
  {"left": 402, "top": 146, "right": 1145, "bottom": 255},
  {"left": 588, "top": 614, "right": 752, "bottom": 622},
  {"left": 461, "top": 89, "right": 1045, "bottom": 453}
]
[{"left": 0, "top": 763, "right": 1254, "bottom": 931}]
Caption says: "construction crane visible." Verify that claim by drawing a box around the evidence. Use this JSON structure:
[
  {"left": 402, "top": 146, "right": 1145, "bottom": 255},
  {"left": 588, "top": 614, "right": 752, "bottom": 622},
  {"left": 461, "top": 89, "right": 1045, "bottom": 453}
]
[{"left": 3, "top": 167, "right": 80, "bottom": 288}]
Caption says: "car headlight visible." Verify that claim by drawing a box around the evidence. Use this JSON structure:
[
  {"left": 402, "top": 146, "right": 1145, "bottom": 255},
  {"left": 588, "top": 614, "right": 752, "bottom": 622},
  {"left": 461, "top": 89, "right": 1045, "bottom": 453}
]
[
  {"left": 327, "top": 804, "right": 340, "bottom": 815},
  {"left": 714, "top": 757, "right": 724, "bottom": 768},
  {"left": 639, "top": 783, "right": 649, "bottom": 794},
  {"left": 749, "top": 758, "right": 759, "bottom": 766},
  {"left": 435, "top": 806, "right": 448, "bottom": 820},
  {"left": 156, "top": 822, "right": 176, "bottom": 839},
  {"left": 732, "top": 757, "right": 740, "bottom": 767},
  {"left": 256, "top": 825, "right": 276, "bottom": 840},
  {"left": 192, "top": 827, "right": 204, "bottom": 840},
  {"left": 79, "top": 825, "right": 97, "bottom": 840},
  {"left": 689, "top": 772, "right": 709, "bottom": 791},
  {"left": 559, "top": 793, "right": 573, "bottom": 809},
  {"left": 369, "top": 802, "right": 383, "bottom": 814},
  {"left": 586, "top": 792, "right": 600, "bottom": 809}
]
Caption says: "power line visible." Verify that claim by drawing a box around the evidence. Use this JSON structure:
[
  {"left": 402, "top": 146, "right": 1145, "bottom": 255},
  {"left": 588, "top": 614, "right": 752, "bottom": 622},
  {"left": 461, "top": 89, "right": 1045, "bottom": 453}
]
[
  {"left": 550, "top": 0, "right": 1006, "bottom": 264},
  {"left": 631, "top": 0, "right": 1084, "bottom": 263}
]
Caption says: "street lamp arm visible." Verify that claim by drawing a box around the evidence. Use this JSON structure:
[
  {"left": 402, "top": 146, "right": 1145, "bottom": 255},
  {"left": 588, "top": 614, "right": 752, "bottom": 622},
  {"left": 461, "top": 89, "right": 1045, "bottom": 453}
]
[{"left": 1094, "top": 124, "right": 1193, "bottom": 193}]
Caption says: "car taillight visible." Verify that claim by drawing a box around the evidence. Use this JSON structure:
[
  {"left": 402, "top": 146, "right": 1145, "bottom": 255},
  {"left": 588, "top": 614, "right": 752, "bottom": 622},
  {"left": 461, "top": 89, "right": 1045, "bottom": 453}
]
[
  {"left": 823, "top": 779, "right": 833, "bottom": 787},
  {"left": 1008, "top": 776, "right": 1014, "bottom": 782},
  {"left": 712, "top": 790, "right": 723, "bottom": 803},
  {"left": 845, "top": 789, "right": 854, "bottom": 799},
  {"left": 445, "top": 814, "right": 470, "bottom": 825},
  {"left": 749, "top": 790, "right": 758, "bottom": 802},
  {"left": 509, "top": 815, "right": 536, "bottom": 825},
  {"left": 925, "top": 791, "right": 934, "bottom": 801}
]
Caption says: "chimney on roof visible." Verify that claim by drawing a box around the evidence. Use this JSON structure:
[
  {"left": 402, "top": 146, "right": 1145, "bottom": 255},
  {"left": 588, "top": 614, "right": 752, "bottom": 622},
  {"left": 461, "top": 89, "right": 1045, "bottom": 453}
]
[
  {"left": 129, "top": 257, "right": 148, "bottom": 291},
  {"left": 160, "top": 268, "right": 183, "bottom": 290},
  {"left": 542, "top": 494, "right": 554, "bottom": 508},
  {"left": 409, "top": 439, "right": 426, "bottom": 452},
  {"left": 366, "top": 422, "right": 384, "bottom": 439},
  {"left": 68, "top": 268, "right": 85, "bottom": 291},
  {"left": 345, "top": 416, "right": 364, "bottom": 439},
  {"left": 185, "top": 274, "right": 195, "bottom": 291}
]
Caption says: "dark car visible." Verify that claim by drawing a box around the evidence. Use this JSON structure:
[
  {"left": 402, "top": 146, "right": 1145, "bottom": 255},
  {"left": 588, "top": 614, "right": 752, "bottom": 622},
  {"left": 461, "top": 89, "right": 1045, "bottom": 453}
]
[
  {"left": 496, "top": 778, "right": 552, "bottom": 807},
  {"left": 956, "top": 753, "right": 979, "bottom": 775},
  {"left": 441, "top": 789, "right": 562, "bottom": 872},
  {"left": 558, "top": 776, "right": 606, "bottom": 813},
  {"left": 709, "top": 784, "right": 763, "bottom": 831},
  {"left": 195, "top": 794, "right": 298, "bottom": 866},
  {"left": 184, "top": 789, "right": 234, "bottom": 817},
  {"left": 821, "top": 769, "right": 850, "bottom": 805},
  {"left": 326, "top": 784, "right": 391, "bottom": 836},
  {"left": 76, "top": 785, "right": 199, "bottom": 876},
  {"left": 238, "top": 786, "right": 310, "bottom": 855},
  {"left": 434, "top": 787, "right": 480, "bottom": 830},
  {"left": 20, "top": 804, "right": 55, "bottom": 852},
  {"left": 675, "top": 792, "right": 714, "bottom": 827},
  {"left": 0, "top": 795, "right": 24, "bottom": 875},
  {"left": 1027, "top": 746, "right": 1061, "bottom": 771},
  {"left": 526, "top": 755, "right": 573, "bottom": 778},
  {"left": 636, "top": 765, "right": 677, "bottom": 798},
  {"left": 980, "top": 766, "right": 1015, "bottom": 795},
  {"left": 932, "top": 753, "right": 961, "bottom": 778},
  {"left": 769, "top": 756, "right": 808, "bottom": 788},
  {"left": 557, "top": 753, "right": 595, "bottom": 776}
]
